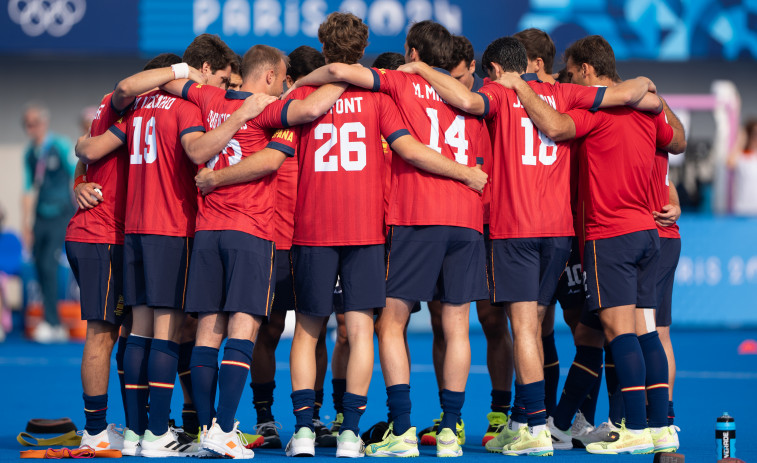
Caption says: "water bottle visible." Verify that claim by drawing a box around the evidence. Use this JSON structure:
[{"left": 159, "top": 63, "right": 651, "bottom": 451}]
[{"left": 716, "top": 412, "right": 736, "bottom": 459}]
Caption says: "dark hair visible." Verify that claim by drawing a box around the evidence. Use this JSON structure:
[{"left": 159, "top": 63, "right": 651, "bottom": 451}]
[
  {"left": 564, "top": 35, "right": 620, "bottom": 82},
  {"left": 143, "top": 53, "right": 182, "bottom": 71},
  {"left": 555, "top": 67, "right": 571, "bottom": 84},
  {"left": 406, "top": 20, "right": 453, "bottom": 69},
  {"left": 182, "top": 33, "right": 236, "bottom": 73},
  {"left": 745, "top": 119, "right": 757, "bottom": 149},
  {"left": 481, "top": 36, "right": 527, "bottom": 75},
  {"left": 451, "top": 35, "right": 475, "bottom": 68},
  {"left": 241, "top": 44, "right": 288, "bottom": 82},
  {"left": 231, "top": 54, "right": 242, "bottom": 75},
  {"left": 287, "top": 46, "right": 326, "bottom": 81},
  {"left": 318, "top": 12, "right": 368, "bottom": 64},
  {"left": 513, "top": 28, "right": 555, "bottom": 74},
  {"left": 372, "top": 52, "right": 405, "bottom": 70}
]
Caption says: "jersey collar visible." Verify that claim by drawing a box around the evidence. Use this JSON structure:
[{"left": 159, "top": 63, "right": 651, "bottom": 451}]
[
  {"left": 225, "top": 89, "right": 253, "bottom": 99},
  {"left": 521, "top": 73, "right": 542, "bottom": 83}
]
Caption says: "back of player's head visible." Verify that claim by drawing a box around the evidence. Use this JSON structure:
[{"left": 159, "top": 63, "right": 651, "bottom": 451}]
[
  {"left": 564, "top": 35, "right": 620, "bottom": 82},
  {"left": 513, "top": 28, "right": 555, "bottom": 74},
  {"left": 241, "top": 44, "right": 288, "bottom": 82},
  {"left": 143, "top": 53, "right": 182, "bottom": 71},
  {"left": 555, "top": 67, "right": 571, "bottom": 84},
  {"left": 182, "top": 33, "right": 236, "bottom": 73},
  {"left": 372, "top": 52, "right": 405, "bottom": 70},
  {"left": 451, "top": 35, "right": 475, "bottom": 68},
  {"left": 406, "top": 20, "right": 454, "bottom": 69},
  {"left": 481, "top": 36, "right": 528, "bottom": 75},
  {"left": 318, "top": 12, "right": 368, "bottom": 65},
  {"left": 287, "top": 46, "right": 325, "bottom": 82}
]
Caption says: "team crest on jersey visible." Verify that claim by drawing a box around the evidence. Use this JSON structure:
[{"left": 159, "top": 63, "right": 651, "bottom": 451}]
[
  {"left": 116, "top": 116, "right": 123, "bottom": 124},
  {"left": 115, "top": 295, "right": 125, "bottom": 317},
  {"left": 272, "top": 129, "right": 293, "bottom": 142}
]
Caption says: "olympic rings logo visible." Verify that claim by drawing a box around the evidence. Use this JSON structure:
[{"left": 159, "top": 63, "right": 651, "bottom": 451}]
[{"left": 8, "top": 0, "right": 86, "bottom": 37}]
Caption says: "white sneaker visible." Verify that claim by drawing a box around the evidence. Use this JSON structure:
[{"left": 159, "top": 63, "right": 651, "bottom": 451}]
[
  {"left": 201, "top": 419, "right": 254, "bottom": 459},
  {"left": 651, "top": 425, "right": 680, "bottom": 453},
  {"left": 546, "top": 417, "right": 572, "bottom": 450},
  {"left": 336, "top": 430, "right": 365, "bottom": 458},
  {"left": 122, "top": 428, "right": 141, "bottom": 456},
  {"left": 285, "top": 427, "right": 316, "bottom": 457},
  {"left": 80, "top": 424, "right": 124, "bottom": 451},
  {"left": 570, "top": 411, "right": 596, "bottom": 448},
  {"left": 31, "top": 321, "right": 68, "bottom": 343},
  {"left": 140, "top": 428, "right": 198, "bottom": 457}
]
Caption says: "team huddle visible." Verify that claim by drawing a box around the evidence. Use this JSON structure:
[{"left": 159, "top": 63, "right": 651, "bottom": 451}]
[{"left": 65, "top": 11, "right": 685, "bottom": 459}]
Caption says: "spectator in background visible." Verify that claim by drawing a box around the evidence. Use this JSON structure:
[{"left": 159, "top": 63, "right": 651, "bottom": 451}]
[
  {"left": 79, "top": 106, "right": 98, "bottom": 136},
  {"left": 728, "top": 118, "right": 757, "bottom": 216},
  {"left": 21, "top": 102, "right": 76, "bottom": 343},
  {"left": 0, "top": 204, "right": 23, "bottom": 343}
]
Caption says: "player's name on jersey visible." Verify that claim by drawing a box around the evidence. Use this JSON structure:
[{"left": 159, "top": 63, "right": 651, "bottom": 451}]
[
  {"left": 327, "top": 96, "right": 365, "bottom": 115},
  {"left": 411, "top": 82, "right": 443, "bottom": 102},
  {"left": 513, "top": 94, "right": 558, "bottom": 110},
  {"left": 133, "top": 93, "right": 178, "bottom": 111},
  {"left": 207, "top": 109, "right": 247, "bottom": 130}
]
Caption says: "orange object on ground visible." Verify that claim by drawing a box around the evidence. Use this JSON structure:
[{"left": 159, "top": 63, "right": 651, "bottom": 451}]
[
  {"left": 24, "top": 301, "right": 86, "bottom": 340},
  {"left": 20, "top": 448, "right": 121, "bottom": 458},
  {"left": 738, "top": 339, "right": 757, "bottom": 355}
]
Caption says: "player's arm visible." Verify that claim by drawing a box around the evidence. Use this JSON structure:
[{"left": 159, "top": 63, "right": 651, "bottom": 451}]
[
  {"left": 72, "top": 159, "right": 103, "bottom": 210},
  {"left": 600, "top": 77, "right": 662, "bottom": 113},
  {"left": 389, "top": 135, "right": 487, "bottom": 193},
  {"left": 290, "top": 63, "right": 375, "bottom": 91},
  {"left": 75, "top": 130, "right": 124, "bottom": 165},
  {"left": 112, "top": 64, "right": 203, "bottom": 111},
  {"left": 194, "top": 148, "right": 288, "bottom": 195},
  {"left": 181, "top": 94, "right": 277, "bottom": 164},
  {"left": 653, "top": 182, "right": 681, "bottom": 227},
  {"left": 661, "top": 97, "right": 687, "bottom": 154},
  {"left": 283, "top": 83, "right": 349, "bottom": 125},
  {"left": 397, "top": 61, "right": 486, "bottom": 115},
  {"left": 498, "top": 72, "right": 576, "bottom": 141}
]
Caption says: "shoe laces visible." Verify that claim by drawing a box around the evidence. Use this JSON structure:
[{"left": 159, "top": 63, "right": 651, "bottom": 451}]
[
  {"left": 235, "top": 423, "right": 250, "bottom": 448},
  {"left": 313, "top": 419, "right": 327, "bottom": 429},
  {"left": 254, "top": 421, "right": 282, "bottom": 433}
]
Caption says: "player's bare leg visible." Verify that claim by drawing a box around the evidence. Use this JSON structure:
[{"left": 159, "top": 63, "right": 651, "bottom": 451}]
[
  {"left": 82, "top": 320, "right": 119, "bottom": 397},
  {"left": 508, "top": 301, "right": 546, "bottom": 385},
  {"left": 377, "top": 298, "right": 413, "bottom": 387},
  {"left": 656, "top": 326, "right": 675, "bottom": 401},
  {"left": 440, "top": 302, "right": 470, "bottom": 392},
  {"left": 330, "top": 313, "right": 349, "bottom": 435},
  {"left": 428, "top": 300, "right": 446, "bottom": 391},
  {"left": 251, "top": 310, "right": 286, "bottom": 385},
  {"left": 290, "top": 312, "right": 325, "bottom": 391}
]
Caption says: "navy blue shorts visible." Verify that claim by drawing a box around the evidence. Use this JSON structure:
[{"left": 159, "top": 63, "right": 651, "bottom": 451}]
[
  {"left": 123, "top": 234, "right": 192, "bottom": 309},
  {"left": 655, "top": 237, "right": 681, "bottom": 327},
  {"left": 65, "top": 241, "right": 128, "bottom": 325},
  {"left": 584, "top": 229, "right": 660, "bottom": 311},
  {"left": 185, "top": 230, "right": 275, "bottom": 317},
  {"left": 386, "top": 225, "right": 487, "bottom": 304},
  {"left": 292, "top": 244, "right": 385, "bottom": 317},
  {"left": 552, "top": 237, "right": 586, "bottom": 310},
  {"left": 489, "top": 237, "right": 572, "bottom": 306},
  {"left": 272, "top": 249, "right": 295, "bottom": 312}
]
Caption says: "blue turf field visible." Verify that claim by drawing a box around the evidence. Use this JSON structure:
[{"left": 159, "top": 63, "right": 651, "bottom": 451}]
[{"left": 1, "top": 328, "right": 755, "bottom": 462}]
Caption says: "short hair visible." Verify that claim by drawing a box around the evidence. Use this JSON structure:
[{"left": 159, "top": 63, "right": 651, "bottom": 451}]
[
  {"left": 182, "top": 33, "right": 236, "bottom": 73},
  {"left": 481, "top": 36, "right": 528, "bottom": 75},
  {"left": 318, "top": 12, "right": 368, "bottom": 64},
  {"left": 22, "top": 101, "right": 49, "bottom": 123},
  {"left": 372, "top": 52, "right": 405, "bottom": 70},
  {"left": 564, "top": 35, "right": 620, "bottom": 82},
  {"left": 241, "top": 44, "right": 288, "bottom": 82},
  {"left": 143, "top": 53, "right": 181, "bottom": 71},
  {"left": 287, "top": 46, "right": 325, "bottom": 82},
  {"left": 451, "top": 35, "right": 475, "bottom": 68},
  {"left": 555, "top": 67, "right": 571, "bottom": 84},
  {"left": 513, "top": 28, "right": 555, "bottom": 74},
  {"left": 406, "top": 20, "right": 454, "bottom": 70},
  {"left": 231, "top": 54, "right": 242, "bottom": 75}
]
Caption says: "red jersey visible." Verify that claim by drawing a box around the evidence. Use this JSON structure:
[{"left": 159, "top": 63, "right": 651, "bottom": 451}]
[
  {"left": 476, "top": 75, "right": 604, "bottom": 239},
  {"left": 649, "top": 149, "right": 680, "bottom": 239},
  {"left": 370, "top": 68, "right": 485, "bottom": 233},
  {"left": 270, "top": 85, "right": 408, "bottom": 246},
  {"left": 381, "top": 137, "right": 392, "bottom": 234},
  {"left": 66, "top": 93, "right": 129, "bottom": 244},
  {"left": 110, "top": 90, "right": 204, "bottom": 237},
  {"left": 273, "top": 156, "right": 298, "bottom": 250},
  {"left": 568, "top": 107, "right": 674, "bottom": 241},
  {"left": 181, "top": 83, "right": 295, "bottom": 241}
]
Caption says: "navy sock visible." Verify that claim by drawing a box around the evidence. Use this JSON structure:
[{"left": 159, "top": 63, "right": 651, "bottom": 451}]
[
  {"left": 638, "top": 331, "right": 669, "bottom": 428},
  {"left": 608, "top": 334, "right": 646, "bottom": 430},
  {"left": 332, "top": 378, "right": 347, "bottom": 415},
  {"left": 578, "top": 366, "right": 603, "bottom": 426},
  {"left": 553, "top": 346, "right": 603, "bottom": 431},
  {"left": 190, "top": 346, "right": 219, "bottom": 428},
  {"left": 177, "top": 341, "right": 198, "bottom": 434},
  {"left": 314, "top": 389, "right": 324, "bottom": 421},
  {"left": 542, "top": 332, "right": 560, "bottom": 417},
  {"left": 386, "top": 384, "right": 411, "bottom": 435},
  {"left": 520, "top": 380, "right": 547, "bottom": 427},
  {"left": 123, "top": 335, "right": 151, "bottom": 435},
  {"left": 147, "top": 339, "right": 180, "bottom": 436},
  {"left": 438, "top": 389, "right": 444, "bottom": 408},
  {"left": 252, "top": 381, "right": 276, "bottom": 424},
  {"left": 668, "top": 401, "right": 675, "bottom": 425},
  {"left": 217, "top": 339, "right": 253, "bottom": 433},
  {"left": 115, "top": 336, "right": 128, "bottom": 424},
  {"left": 491, "top": 389, "right": 511, "bottom": 414},
  {"left": 511, "top": 384, "right": 527, "bottom": 424},
  {"left": 604, "top": 345, "right": 625, "bottom": 427},
  {"left": 341, "top": 392, "right": 368, "bottom": 435},
  {"left": 83, "top": 393, "right": 108, "bottom": 434},
  {"left": 291, "top": 389, "right": 316, "bottom": 432},
  {"left": 440, "top": 389, "right": 465, "bottom": 432}
]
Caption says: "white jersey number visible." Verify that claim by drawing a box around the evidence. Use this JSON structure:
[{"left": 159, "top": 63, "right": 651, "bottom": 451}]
[
  {"left": 425, "top": 108, "right": 469, "bottom": 164},
  {"left": 521, "top": 117, "right": 557, "bottom": 166},
  {"left": 129, "top": 116, "right": 157, "bottom": 165},
  {"left": 206, "top": 138, "right": 242, "bottom": 170},
  {"left": 314, "top": 122, "right": 367, "bottom": 172}
]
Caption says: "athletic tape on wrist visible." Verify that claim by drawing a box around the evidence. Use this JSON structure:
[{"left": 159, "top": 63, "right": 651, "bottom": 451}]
[{"left": 172, "top": 63, "right": 189, "bottom": 80}]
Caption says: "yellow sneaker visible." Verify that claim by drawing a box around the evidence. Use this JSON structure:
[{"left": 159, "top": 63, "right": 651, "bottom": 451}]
[
  {"left": 484, "top": 421, "right": 523, "bottom": 454},
  {"left": 481, "top": 412, "right": 508, "bottom": 446},
  {"left": 436, "top": 428, "right": 462, "bottom": 457},
  {"left": 502, "top": 426, "right": 553, "bottom": 457},
  {"left": 586, "top": 420, "right": 654, "bottom": 455},
  {"left": 365, "top": 423, "right": 419, "bottom": 457},
  {"left": 651, "top": 425, "right": 680, "bottom": 453}
]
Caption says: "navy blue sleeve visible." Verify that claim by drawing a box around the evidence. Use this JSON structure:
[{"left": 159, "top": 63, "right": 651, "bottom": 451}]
[
  {"left": 474, "top": 91, "right": 490, "bottom": 118},
  {"left": 280, "top": 99, "right": 294, "bottom": 129},
  {"left": 181, "top": 80, "right": 194, "bottom": 100},
  {"left": 267, "top": 141, "right": 295, "bottom": 157},
  {"left": 180, "top": 126, "right": 205, "bottom": 137},
  {"left": 590, "top": 87, "right": 606, "bottom": 112},
  {"left": 369, "top": 68, "right": 381, "bottom": 92},
  {"left": 108, "top": 125, "right": 126, "bottom": 143},
  {"left": 385, "top": 129, "right": 411, "bottom": 146}
]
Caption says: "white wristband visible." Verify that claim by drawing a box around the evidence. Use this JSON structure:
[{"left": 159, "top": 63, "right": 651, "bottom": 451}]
[{"left": 171, "top": 63, "right": 189, "bottom": 80}]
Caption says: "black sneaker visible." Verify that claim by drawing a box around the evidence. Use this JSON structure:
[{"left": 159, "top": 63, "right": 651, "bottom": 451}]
[
  {"left": 361, "top": 421, "right": 390, "bottom": 445},
  {"left": 314, "top": 419, "right": 336, "bottom": 447},
  {"left": 255, "top": 421, "right": 282, "bottom": 449}
]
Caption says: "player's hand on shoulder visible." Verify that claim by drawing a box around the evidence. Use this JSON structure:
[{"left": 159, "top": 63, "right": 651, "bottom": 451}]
[
  {"left": 75, "top": 182, "right": 103, "bottom": 210},
  {"left": 241, "top": 94, "right": 277, "bottom": 120},
  {"left": 466, "top": 164, "right": 488, "bottom": 194},
  {"left": 495, "top": 71, "right": 522, "bottom": 90},
  {"left": 195, "top": 167, "right": 217, "bottom": 195},
  {"left": 187, "top": 66, "right": 206, "bottom": 85},
  {"left": 397, "top": 62, "right": 423, "bottom": 75},
  {"left": 653, "top": 203, "right": 681, "bottom": 227}
]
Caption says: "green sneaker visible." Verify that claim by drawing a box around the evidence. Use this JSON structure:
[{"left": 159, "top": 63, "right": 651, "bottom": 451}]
[
  {"left": 484, "top": 421, "right": 523, "bottom": 453},
  {"left": 285, "top": 427, "right": 316, "bottom": 457},
  {"left": 330, "top": 413, "right": 344, "bottom": 437},
  {"left": 586, "top": 420, "right": 654, "bottom": 455},
  {"left": 481, "top": 412, "right": 508, "bottom": 446},
  {"left": 502, "top": 426, "right": 554, "bottom": 456},
  {"left": 365, "top": 423, "right": 419, "bottom": 457},
  {"left": 122, "top": 428, "right": 141, "bottom": 456},
  {"left": 436, "top": 428, "right": 462, "bottom": 457}
]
